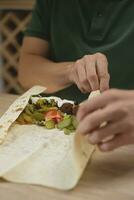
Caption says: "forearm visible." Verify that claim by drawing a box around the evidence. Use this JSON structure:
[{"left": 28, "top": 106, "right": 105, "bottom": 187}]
[{"left": 19, "top": 53, "right": 74, "bottom": 93}]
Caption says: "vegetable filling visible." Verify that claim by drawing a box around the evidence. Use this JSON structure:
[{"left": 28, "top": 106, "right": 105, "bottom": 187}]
[{"left": 16, "top": 96, "right": 79, "bottom": 135}]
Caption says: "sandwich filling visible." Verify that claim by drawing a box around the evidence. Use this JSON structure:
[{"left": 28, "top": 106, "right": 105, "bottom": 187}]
[{"left": 16, "top": 95, "right": 79, "bottom": 135}]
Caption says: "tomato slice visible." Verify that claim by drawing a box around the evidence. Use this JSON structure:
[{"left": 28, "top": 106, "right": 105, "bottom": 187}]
[{"left": 44, "top": 110, "right": 63, "bottom": 123}]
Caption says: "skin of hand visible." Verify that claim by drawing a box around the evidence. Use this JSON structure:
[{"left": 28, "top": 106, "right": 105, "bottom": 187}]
[
  {"left": 19, "top": 37, "right": 73, "bottom": 93},
  {"left": 19, "top": 37, "right": 109, "bottom": 93},
  {"left": 76, "top": 89, "right": 134, "bottom": 151},
  {"left": 68, "top": 53, "right": 110, "bottom": 93}
]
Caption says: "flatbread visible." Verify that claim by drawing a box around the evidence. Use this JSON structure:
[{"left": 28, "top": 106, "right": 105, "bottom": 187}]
[
  {"left": 0, "top": 88, "right": 100, "bottom": 190},
  {"left": 2, "top": 91, "right": 100, "bottom": 190},
  {"left": 0, "top": 85, "right": 46, "bottom": 144},
  {"left": 0, "top": 124, "right": 53, "bottom": 176},
  {"left": 0, "top": 86, "right": 47, "bottom": 175},
  {"left": 3, "top": 128, "right": 94, "bottom": 190}
]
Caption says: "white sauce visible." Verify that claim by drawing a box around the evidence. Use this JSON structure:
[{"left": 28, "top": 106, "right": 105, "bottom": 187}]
[{"left": 31, "top": 96, "right": 74, "bottom": 107}]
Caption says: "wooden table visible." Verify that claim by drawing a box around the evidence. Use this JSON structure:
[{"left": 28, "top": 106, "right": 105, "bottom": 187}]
[{"left": 0, "top": 94, "right": 134, "bottom": 200}]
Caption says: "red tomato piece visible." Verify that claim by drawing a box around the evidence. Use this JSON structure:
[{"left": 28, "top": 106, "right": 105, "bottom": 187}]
[{"left": 44, "top": 110, "right": 63, "bottom": 123}]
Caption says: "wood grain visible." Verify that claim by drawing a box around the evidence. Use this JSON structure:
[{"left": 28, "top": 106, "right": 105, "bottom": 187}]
[{"left": 0, "top": 94, "right": 134, "bottom": 200}]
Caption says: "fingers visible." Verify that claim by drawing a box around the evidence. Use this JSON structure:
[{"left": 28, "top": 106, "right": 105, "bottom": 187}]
[
  {"left": 77, "top": 96, "right": 105, "bottom": 122},
  {"left": 84, "top": 55, "right": 99, "bottom": 91},
  {"left": 70, "top": 62, "right": 86, "bottom": 93},
  {"left": 76, "top": 60, "right": 91, "bottom": 92},
  {"left": 77, "top": 89, "right": 121, "bottom": 122},
  {"left": 76, "top": 102, "right": 126, "bottom": 135},
  {"left": 88, "top": 119, "right": 129, "bottom": 145},
  {"left": 96, "top": 53, "right": 110, "bottom": 91},
  {"left": 98, "top": 132, "right": 134, "bottom": 151},
  {"left": 72, "top": 53, "right": 109, "bottom": 93}
]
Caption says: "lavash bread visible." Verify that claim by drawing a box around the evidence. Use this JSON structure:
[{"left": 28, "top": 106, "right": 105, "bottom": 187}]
[
  {"left": 0, "top": 86, "right": 47, "bottom": 175},
  {"left": 0, "top": 87, "right": 100, "bottom": 190},
  {"left": 0, "top": 86, "right": 46, "bottom": 144},
  {"left": 3, "top": 91, "right": 100, "bottom": 190}
]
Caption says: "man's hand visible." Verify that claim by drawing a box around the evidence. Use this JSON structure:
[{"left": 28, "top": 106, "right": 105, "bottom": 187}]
[
  {"left": 76, "top": 89, "right": 134, "bottom": 151},
  {"left": 19, "top": 37, "right": 110, "bottom": 93},
  {"left": 68, "top": 53, "right": 110, "bottom": 93}
]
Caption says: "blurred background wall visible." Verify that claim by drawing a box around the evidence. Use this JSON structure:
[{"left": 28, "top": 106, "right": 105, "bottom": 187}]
[{"left": 0, "top": 0, "right": 35, "bottom": 94}]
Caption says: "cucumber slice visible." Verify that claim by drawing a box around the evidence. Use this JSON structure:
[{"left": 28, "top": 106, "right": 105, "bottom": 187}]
[
  {"left": 63, "top": 128, "right": 72, "bottom": 135},
  {"left": 33, "top": 112, "right": 44, "bottom": 121},
  {"left": 45, "top": 120, "right": 55, "bottom": 129},
  {"left": 67, "top": 125, "right": 75, "bottom": 131},
  {"left": 57, "top": 117, "right": 72, "bottom": 130},
  {"left": 72, "top": 116, "right": 78, "bottom": 129}
]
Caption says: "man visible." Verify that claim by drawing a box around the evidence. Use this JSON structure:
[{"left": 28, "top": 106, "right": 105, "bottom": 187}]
[
  {"left": 19, "top": 0, "right": 134, "bottom": 149},
  {"left": 19, "top": 0, "right": 134, "bottom": 103}
]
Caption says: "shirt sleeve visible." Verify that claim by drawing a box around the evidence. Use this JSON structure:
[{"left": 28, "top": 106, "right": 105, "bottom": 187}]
[{"left": 25, "top": 0, "right": 50, "bottom": 41}]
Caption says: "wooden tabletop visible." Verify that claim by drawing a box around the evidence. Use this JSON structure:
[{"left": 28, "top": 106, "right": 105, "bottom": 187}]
[{"left": 0, "top": 94, "right": 134, "bottom": 200}]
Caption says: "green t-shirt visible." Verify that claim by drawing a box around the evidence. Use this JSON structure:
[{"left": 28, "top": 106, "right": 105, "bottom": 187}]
[{"left": 25, "top": 0, "right": 134, "bottom": 103}]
